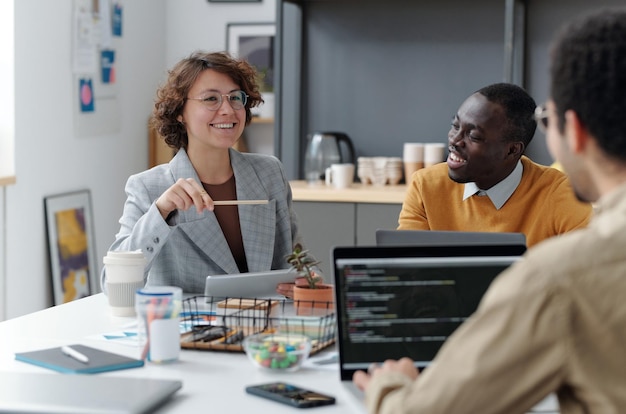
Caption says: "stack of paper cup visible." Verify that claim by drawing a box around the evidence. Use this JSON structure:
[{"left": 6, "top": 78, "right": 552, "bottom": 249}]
[
  {"left": 357, "top": 157, "right": 373, "bottom": 184},
  {"left": 424, "top": 143, "right": 447, "bottom": 168},
  {"left": 371, "top": 157, "right": 388, "bottom": 186},
  {"left": 403, "top": 143, "right": 424, "bottom": 183},
  {"left": 385, "top": 157, "right": 404, "bottom": 185}
]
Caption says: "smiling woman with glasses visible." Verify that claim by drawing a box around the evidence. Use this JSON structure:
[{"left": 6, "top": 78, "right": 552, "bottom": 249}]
[{"left": 101, "top": 51, "right": 315, "bottom": 294}]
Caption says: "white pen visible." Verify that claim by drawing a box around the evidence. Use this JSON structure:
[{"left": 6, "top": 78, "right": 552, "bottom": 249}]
[{"left": 61, "top": 345, "right": 89, "bottom": 364}]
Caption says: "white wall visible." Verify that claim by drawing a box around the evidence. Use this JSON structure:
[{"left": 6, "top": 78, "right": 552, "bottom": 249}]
[
  {"left": 0, "top": 0, "right": 15, "bottom": 322},
  {"left": 3, "top": 0, "right": 277, "bottom": 320},
  {"left": 5, "top": 0, "right": 167, "bottom": 318},
  {"left": 0, "top": 0, "right": 15, "bottom": 181}
]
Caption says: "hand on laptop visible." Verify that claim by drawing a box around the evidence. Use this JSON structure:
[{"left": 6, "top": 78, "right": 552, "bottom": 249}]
[
  {"left": 276, "top": 276, "right": 311, "bottom": 299},
  {"left": 353, "top": 358, "right": 419, "bottom": 391}
]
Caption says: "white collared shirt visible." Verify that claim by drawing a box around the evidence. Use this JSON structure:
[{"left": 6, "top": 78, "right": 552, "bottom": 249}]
[{"left": 462, "top": 160, "right": 523, "bottom": 210}]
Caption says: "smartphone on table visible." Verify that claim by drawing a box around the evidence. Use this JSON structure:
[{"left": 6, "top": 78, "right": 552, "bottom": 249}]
[{"left": 245, "top": 382, "right": 336, "bottom": 408}]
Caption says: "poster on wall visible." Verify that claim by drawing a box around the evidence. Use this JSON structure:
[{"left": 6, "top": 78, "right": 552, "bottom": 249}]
[
  {"left": 112, "top": 2, "right": 123, "bottom": 36},
  {"left": 101, "top": 50, "right": 116, "bottom": 84},
  {"left": 44, "top": 190, "right": 97, "bottom": 305},
  {"left": 79, "top": 78, "right": 95, "bottom": 112}
]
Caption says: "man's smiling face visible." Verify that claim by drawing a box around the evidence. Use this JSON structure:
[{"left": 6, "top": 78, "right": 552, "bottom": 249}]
[{"left": 446, "top": 93, "right": 519, "bottom": 190}]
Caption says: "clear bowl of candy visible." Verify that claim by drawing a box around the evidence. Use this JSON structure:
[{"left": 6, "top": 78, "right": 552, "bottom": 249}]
[{"left": 243, "top": 333, "right": 312, "bottom": 372}]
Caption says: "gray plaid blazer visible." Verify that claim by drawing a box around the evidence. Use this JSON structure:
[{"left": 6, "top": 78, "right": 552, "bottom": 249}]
[{"left": 102, "top": 148, "right": 304, "bottom": 293}]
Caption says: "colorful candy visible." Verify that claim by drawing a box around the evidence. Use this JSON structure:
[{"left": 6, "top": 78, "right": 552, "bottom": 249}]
[{"left": 245, "top": 335, "right": 311, "bottom": 371}]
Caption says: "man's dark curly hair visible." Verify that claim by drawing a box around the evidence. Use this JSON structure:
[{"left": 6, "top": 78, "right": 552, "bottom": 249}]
[
  {"left": 550, "top": 8, "right": 626, "bottom": 161},
  {"left": 149, "top": 51, "right": 264, "bottom": 150},
  {"left": 476, "top": 83, "right": 537, "bottom": 149}
]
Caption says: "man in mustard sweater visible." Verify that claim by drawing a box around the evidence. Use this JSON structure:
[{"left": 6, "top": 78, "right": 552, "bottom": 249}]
[
  {"left": 355, "top": 8, "right": 626, "bottom": 413},
  {"left": 398, "top": 83, "right": 592, "bottom": 247}
]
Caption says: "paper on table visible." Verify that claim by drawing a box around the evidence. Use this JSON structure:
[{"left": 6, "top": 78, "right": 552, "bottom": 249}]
[{"left": 303, "top": 351, "right": 339, "bottom": 371}]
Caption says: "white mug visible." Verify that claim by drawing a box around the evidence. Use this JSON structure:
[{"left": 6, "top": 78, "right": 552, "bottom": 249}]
[
  {"left": 325, "top": 163, "right": 355, "bottom": 189},
  {"left": 103, "top": 250, "right": 146, "bottom": 316}
]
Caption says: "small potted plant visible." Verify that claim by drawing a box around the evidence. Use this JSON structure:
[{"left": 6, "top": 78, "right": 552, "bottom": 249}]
[{"left": 286, "top": 243, "right": 334, "bottom": 315}]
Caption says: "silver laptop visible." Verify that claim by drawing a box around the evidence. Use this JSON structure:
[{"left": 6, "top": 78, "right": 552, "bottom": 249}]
[
  {"left": 0, "top": 372, "right": 182, "bottom": 414},
  {"left": 204, "top": 269, "right": 297, "bottom": 299},
  {"left": 332, "top": 244, "right": 525, "bottom": 402},
  {"left": 376, "top": 229, "right": 527, "bottom": 247}
]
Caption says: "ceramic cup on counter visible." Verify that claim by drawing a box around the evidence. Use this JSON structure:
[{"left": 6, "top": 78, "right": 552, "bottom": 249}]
[
  {"left": 424, "top": 143, "right": 447, "bottom": 168},
  {"left": 403, "top": 143, "right": 424, "bottom": 183},
  {"left": 325, "top": 163, "right": 355, "bottom": 189}
]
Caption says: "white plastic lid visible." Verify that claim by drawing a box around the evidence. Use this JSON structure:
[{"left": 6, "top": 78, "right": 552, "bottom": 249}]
[{"left": 103, "top": 250, "right": 146, "bottom": 265}]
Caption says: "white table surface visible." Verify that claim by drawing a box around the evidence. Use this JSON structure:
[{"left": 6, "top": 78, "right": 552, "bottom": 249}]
[
  {"left": 0, "top": 293, "right": 364, "bottom": 413},
  {"left": 0, "top": 293, "right": 559, "bottom": 413}
]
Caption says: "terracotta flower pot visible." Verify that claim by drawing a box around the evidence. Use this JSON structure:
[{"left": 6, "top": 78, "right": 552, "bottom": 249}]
[{"left": 293, "top": 284, "right": 334, "bottom": 316}]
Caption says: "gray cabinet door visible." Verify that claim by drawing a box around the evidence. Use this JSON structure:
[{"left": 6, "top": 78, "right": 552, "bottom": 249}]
[
  {"left": 293, "top": 201, "right": 355, "bottom": 279},
  {"left": 356, "top": 204, "right": 402, "bottom": 246}
]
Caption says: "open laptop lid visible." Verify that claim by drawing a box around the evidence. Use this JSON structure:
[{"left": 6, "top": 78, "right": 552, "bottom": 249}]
[
  {"left": 0, "top": 372, "right": 182, "bottom": 414},
  {"left": 204, "top": 269, "right": 297, "bottom": 299},
  {"left": 332, "top": 245, "right": 525, "bottom": 381},
  {"left": 376, "top": 229, "right": 527, "bottom": 247}
]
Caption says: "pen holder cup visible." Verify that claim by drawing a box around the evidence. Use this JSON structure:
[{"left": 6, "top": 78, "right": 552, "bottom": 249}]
[{"left": 135, "top": 286, "right": 182, "bottom": 363}]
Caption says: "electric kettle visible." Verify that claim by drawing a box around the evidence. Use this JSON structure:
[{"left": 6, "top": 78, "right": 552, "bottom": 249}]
[{"left": 304, "top": 132, "right": 356, "bottom": 183}]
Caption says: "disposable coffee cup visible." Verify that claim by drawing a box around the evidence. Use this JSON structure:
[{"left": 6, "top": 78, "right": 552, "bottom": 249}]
[
  {"left": 403, "top": 143, "right": 424, "bottom": 182},
  {"left": 136, "top": 286, "right": 182, "bottom": 363},
  {"left": 103, "top": 250, "right": 146, "bottom": 317},
  {"left": 424, "top": 143, "right": 447, "bottom": 168}
]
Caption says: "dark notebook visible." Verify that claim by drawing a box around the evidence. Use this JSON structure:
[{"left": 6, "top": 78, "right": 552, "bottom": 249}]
[{"left": 15, "top": 344, "right": 144, "bottom": 374}]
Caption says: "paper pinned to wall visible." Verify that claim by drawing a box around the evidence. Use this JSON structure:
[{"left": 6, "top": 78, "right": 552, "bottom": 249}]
[
  {"left": 98, "top": 0, "right": 113, "bottom": 48},
  {"left": 72, "top": 0, "right": 121, "bottom": 137},
  {"left": 72, "top": 5, "right": 97, "bottom": 74}
]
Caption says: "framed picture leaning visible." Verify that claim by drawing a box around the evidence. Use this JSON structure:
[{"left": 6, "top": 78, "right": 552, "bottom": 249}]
[{"left": 44, "top": 189, "right": 97, "bottom": 305}]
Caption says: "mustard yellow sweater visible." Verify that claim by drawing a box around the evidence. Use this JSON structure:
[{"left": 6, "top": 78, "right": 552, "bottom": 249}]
[{"left": 398, "top": 156, "right": 593, "bottom": 247}]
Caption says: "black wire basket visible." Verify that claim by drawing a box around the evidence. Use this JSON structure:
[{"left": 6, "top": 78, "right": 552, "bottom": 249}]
[{"left": 180, "top": 296, "right": 336, "bottom": 355}]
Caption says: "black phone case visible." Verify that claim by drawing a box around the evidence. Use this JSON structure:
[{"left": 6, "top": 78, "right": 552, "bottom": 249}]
[{"left": 246, "top": 382, "right": 336, "bottom": 408}]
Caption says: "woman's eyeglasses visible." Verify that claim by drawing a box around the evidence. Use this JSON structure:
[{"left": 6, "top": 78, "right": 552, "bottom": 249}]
[
  {"left": 186, "top": 90, "right": 248, "bottom": 111},
  {"left": 534, "top": 104, "right": 548, "bottom": 133}
]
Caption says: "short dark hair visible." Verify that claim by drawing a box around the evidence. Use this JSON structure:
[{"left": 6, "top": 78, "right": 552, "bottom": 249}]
[
  {"left": 550, "top": 8, "right": 626, "bottom": 161},
  {"left": 150, "top": 51, "right": 263, "bottom": 150},
  {"left": 476, "top": 83, "right": 537, "bottom": 148}
]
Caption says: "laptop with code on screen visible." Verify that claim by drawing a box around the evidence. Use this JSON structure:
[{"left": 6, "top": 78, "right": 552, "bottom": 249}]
[{"left": 332, "top": 244, "right": 525, "bottom": 383}]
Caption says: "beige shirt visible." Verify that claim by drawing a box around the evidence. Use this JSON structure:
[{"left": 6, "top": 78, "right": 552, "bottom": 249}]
[{"left": 366, "top": 184, "right": 626, "bottom": 414}]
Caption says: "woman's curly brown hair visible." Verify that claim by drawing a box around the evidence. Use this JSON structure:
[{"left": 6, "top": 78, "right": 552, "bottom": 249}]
[{"left": 149, "top": 51, "right": 264, "bottom": 150}]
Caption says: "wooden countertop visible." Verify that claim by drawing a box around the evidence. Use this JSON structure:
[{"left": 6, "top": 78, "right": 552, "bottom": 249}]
[
  {"left": 289, "top": 180, "right": 407, "bottom": 204},
  {"left": 0, "top": 175, "right": 16, "bottom": 186}
]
